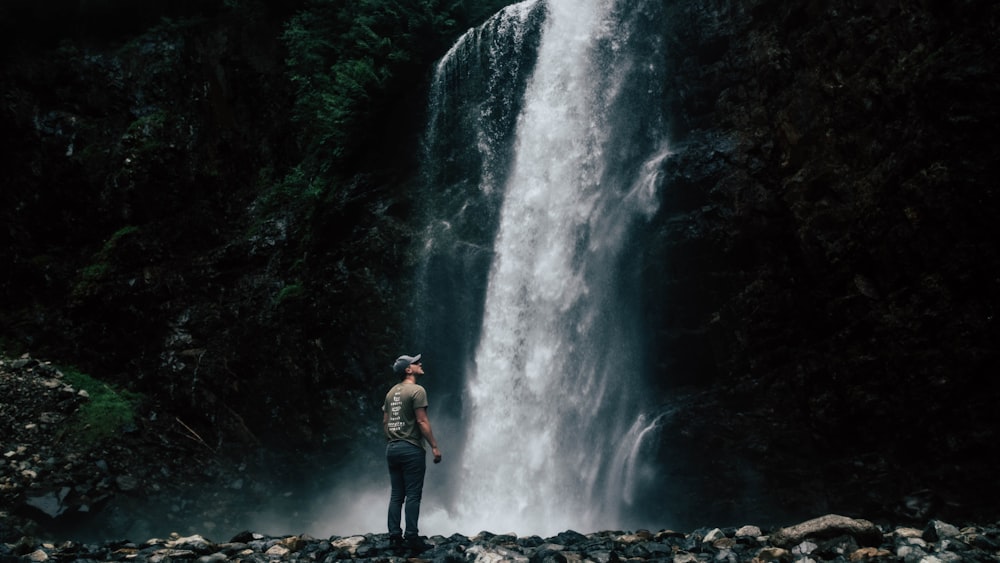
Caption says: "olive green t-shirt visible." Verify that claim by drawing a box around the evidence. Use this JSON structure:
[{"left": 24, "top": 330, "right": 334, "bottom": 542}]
[{"left": 383, "top": 382, "right": 429, "bottom": 450}]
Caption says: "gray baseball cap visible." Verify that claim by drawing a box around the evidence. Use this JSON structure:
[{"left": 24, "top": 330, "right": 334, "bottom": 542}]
[{"left": 392, "top": 353, "right": 422, "bottom": 374}]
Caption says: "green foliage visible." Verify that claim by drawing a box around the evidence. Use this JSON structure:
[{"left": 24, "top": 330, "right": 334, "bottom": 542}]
[
  {"left": 124, "top": 110, "right": 176, "bottom": 155},
  {"left": 284, "top": 0, "right": 408, "bottom": 169},
  {"left": 258, "top": 164, "right": 327, "bottom": 212},
  {"left": 60, "top": 367, "right": 143, "bottom": 444},
  {"left": 281, "top": 0, "right": 509, "bottom": 180},
  {"left": 275, "top": 283, "right": 305, "bottom": 305},
  {"left": 74, "top": 226, "right": 140, "bottom": 297}
]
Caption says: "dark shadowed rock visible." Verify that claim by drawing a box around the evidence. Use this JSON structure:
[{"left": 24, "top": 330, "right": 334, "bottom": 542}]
[
  {"left": 24, "top": 488, "right": 71, "bottom": 519},
  {"left": 9, "top": 521, "right": 1000, "bottom": 563}
]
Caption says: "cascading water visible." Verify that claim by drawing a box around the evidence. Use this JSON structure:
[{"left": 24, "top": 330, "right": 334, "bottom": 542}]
[{"left": 418, "top": 0, "right": 671, "bottom": 535}]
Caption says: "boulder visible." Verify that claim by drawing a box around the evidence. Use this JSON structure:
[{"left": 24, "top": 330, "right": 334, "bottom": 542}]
[{"left": 769, "top": 514, "right": 882, "bottom": 548}]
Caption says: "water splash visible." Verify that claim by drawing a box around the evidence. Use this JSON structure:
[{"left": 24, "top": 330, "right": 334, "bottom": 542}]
[{"left": 419, "top": 0, "right": 671, "bottom": 535}]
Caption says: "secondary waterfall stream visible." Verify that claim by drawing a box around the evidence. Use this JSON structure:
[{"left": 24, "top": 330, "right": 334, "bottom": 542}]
[{"left": 417, "top": 0, "right": 671, "bottom": 535}]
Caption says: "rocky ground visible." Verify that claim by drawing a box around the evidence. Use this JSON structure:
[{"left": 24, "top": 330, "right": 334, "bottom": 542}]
[
  {"left": 3, "top": 355, "right": 1000, "bottom": 562},
  {"left": 0, "top": 354, "right": 310, "bottom": 545},
  {"left": 4, "top": 515, "right": 1000, "bottom": 562}
]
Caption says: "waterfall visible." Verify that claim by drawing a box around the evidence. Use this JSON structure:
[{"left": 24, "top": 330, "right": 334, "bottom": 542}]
[{"left": 419, "top": 0, "right": 670, "bottom": 535}]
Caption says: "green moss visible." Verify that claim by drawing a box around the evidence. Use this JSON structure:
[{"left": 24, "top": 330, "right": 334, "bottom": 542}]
[
  {"left": 275, "top": 283, "right": 305, "bottom": 305},
  {"left": 60, "top": 367, "right": 143, "bottom": 444},
  {"left": 125, "top": 110, "right": 175, "bottom": 154},
  {"left": 109, "top": 225, "right": 140, "bottom": 241},
  {"left": 73, "top": 225, "right": 140, "bottom": 297},
  {"left": 256, "top": 164, "right": 327, "bottom": 213},
  {"left": 80, "top": 261, "right": 110, "bottom": 281}
]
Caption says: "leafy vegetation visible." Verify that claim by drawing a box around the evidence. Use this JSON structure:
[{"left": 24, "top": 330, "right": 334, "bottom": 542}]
[
  {"left": 282, "top": 0, "right": 511, "bottom": 178},
  {"left": 275, "top": 283, "right": 305, "bottom": 305},
  {"left": 0, "top": 0, "right": 514, "bottom": 448},
  {"left": 267, "top": 0, "right": 514, "bottom": 315},
  {"left": 247, "top": 1, "right": 515, "bottom": 408},
  {"left": 73, "top": 226, "right": 140, "bottom": 298},
  {"left": 60, "top": 366, "right": 144, "bottom": 444}
]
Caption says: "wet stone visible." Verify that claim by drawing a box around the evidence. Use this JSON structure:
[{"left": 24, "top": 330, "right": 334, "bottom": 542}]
[{"left": 1, "top": 521, "right": 997, "bottom": 563}]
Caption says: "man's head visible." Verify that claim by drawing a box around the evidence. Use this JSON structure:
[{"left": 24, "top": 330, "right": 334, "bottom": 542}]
[{"left": 392, "top": 353, "right": 422, "bottom": 377}]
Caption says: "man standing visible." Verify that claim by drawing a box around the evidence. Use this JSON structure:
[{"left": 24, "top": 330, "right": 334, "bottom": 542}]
[{"left": 383, "top": 353, "right": 442, "bottom": 552}]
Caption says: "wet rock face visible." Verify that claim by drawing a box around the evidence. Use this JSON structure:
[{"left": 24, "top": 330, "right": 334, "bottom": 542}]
[
  {"left": 7, "top": 516, "right": 1000, "bottom": 563},
  {"left": 0, "top": 2, "right": 407, "bottom": 453},
  {"left": 642, "top": 0, "right": 1000, "bottom": 524}
]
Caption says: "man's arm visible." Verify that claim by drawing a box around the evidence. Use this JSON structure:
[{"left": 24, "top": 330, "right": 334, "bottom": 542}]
[{"left": 414, "top": 407, "right": 442, "bottom": 463}]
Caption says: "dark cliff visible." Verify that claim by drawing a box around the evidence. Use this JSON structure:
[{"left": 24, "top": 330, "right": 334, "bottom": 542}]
[
  {"left": 1, "top": 0, "right": 998, "bottom": 538},
  {"left": 642, "top": 0, "right": 1000, "bottom": 525},
  {"left": 1, "top": 0, "right": 511, "bottom": 451}
]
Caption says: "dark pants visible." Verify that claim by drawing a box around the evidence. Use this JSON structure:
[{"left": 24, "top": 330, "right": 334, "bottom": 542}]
[{"left": 386, "top": 440, "right": 426, "bottom": 538}]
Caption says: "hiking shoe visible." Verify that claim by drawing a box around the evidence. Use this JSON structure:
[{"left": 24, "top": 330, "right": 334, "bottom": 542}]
[
  {"left": 406, "top": 535, "right": 433, "bottom": 553},
  {"left": 388, "top": 535, "right": 404, "bottom": 553}
]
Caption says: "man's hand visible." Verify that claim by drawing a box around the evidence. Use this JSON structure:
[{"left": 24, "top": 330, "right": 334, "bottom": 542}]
[{"left": 416, "top": 407, "right": 441, "bottom": 464}]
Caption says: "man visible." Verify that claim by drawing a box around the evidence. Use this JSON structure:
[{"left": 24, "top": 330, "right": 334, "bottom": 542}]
[{"left": 383, "top": 353, "right": 442, "bottom": 552}]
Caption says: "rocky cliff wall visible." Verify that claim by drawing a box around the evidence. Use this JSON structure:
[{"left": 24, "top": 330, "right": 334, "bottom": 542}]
[{"left": 641, "top": 0, "right": 1000, "bottom": 525}]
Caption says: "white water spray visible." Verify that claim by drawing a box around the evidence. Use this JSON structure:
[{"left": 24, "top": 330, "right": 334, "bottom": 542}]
[{"left": 419, "top": 0, "right": 672, "bottom": 535}]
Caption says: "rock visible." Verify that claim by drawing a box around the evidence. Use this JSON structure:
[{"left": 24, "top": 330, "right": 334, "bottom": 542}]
[
  {"left": 116, "top": 475, "right": 141, "bottom": 492},
  {"left": 228, "top": 530, "right": 261, "bottom": 543},
  {"left": 10, "top": 359, "right": 38, "bottom": 370},
  {"left": 586, "top": 550, "right": 616, "bottom": 563},
  {"left": 713, "top": 537, "right": 737, "bottom": 550},
  {"left": 922, "top": 519, "right": 961, "bottom": 542},
  {"left": 735, "top": 525, "right": 762, "bottom": 538},
  {"left": 893, "top": 527, "right": 923, "bottom": 539},
  {"left": 279, "top": 535, "right": 308, "bottom": 552},
  {"left": 330, "top": 535, "right": 366, "bottom": 554},
  {"left": 653, "top": 529, "right": 686, "bottom": 548},
  {"left": 898, "top": 489, "right": 943, "bottom": 521},
  {"left": 552, "top": 530, "right": 588, "bottom": 545},
  {"left": 849, "top": 546, "right": 891, "bottom": 560},
  {"left": 24, "top": 487, "right": 71, "bottom": 518},
  {"left": 753, "top": 546, "right": 792, "bottom": 562},
  {"left": 770, "top": 514, "right": 882, "bottom": 548},
  {"left": 703, "top": 527, "right": 726, "bottom": 542},
  {"left": 38, "top": 413, "right": 59, "bottom": 424},
  {"left": 465, "top": 543, "right": 529, "bottom": 562},
  {"left": 264, "top": 543, "right": 289, "bottom": 557},
  {"left": 165, "top": 534, "right": 215, "bottom": 553}
]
